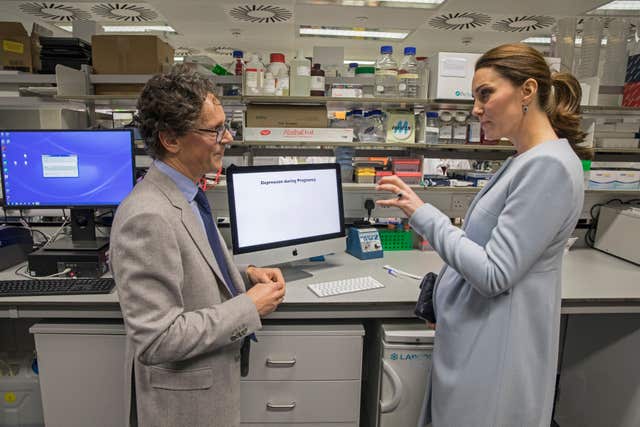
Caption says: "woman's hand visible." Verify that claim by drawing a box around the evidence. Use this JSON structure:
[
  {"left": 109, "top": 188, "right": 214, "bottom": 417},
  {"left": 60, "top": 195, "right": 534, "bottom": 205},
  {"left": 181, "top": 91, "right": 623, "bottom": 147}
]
[{"left": 375, "top": 175, "right": 425, "bottom": 218}]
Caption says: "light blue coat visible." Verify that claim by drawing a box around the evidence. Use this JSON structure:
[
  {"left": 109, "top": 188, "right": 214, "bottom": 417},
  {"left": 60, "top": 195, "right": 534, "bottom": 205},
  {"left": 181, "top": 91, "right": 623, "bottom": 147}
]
[{"left": 410, "top": 139, "right": 584, "bottom": 427}]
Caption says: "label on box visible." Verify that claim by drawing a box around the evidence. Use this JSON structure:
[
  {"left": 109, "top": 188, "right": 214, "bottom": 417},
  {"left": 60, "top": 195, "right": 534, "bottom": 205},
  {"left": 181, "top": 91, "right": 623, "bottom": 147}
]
[
  {"left": 2, "top": 40, "right": 24, "bottom": 54},
  {"left": 439, "top": 125, "right": 452, "bottom": 139},
  {"left": 244, "top": 127, "right": 354, "bottom": 142},
  {"left": 453, "top": 124, "right": 468, "bottom": 140},
  {"left": 331, "top": 88, "right": 362, "bottom": 97}
]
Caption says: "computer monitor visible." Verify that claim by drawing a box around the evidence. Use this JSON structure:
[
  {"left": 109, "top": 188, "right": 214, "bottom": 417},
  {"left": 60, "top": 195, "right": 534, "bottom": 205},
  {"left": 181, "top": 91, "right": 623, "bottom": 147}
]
[
  {"left": 0, "top": 129, "right": 135, "bottom": 250},
  {"left": 227, "top": 163, "right": 345, "bottom": 277}
]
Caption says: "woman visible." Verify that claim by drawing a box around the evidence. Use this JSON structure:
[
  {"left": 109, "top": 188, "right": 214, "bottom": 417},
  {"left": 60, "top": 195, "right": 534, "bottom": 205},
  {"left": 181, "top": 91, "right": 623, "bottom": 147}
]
[{"left": 376, "top": 44, "right": 587, "bottom": 427}]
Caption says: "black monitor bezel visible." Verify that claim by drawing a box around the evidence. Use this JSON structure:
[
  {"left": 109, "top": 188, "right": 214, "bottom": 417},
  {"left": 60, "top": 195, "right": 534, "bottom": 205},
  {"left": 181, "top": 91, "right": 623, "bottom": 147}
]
[
  {"left": 227, "top": 163, "right": 346, "bottom": 255},
  {"left": 0, "top": 129, "right": 136, "bottom": 209}
]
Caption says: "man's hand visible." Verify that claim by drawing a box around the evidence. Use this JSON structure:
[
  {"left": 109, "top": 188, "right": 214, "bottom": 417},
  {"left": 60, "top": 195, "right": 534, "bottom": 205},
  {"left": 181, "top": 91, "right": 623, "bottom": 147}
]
[
  {"left": 246, "top": 281, "right": 285, "bottom": 316},
  {"left": 246, "top": 266, "right": 285, "bottom": 287}
]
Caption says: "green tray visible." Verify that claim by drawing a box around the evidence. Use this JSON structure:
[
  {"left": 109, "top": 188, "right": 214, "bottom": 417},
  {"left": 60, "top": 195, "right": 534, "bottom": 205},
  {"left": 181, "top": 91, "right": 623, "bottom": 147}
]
[{"left": 378, "top": 229, "right": 413, "bottom": 251}]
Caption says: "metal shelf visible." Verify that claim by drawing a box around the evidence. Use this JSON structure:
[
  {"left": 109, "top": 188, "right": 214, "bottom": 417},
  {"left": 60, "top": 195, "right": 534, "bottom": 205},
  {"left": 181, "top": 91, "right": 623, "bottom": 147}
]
[
  {"left": 238, "top": 141, "right": 513, "bottom": 149},
  {"left": 88, "top": 74, "right": 242, "bottom": 85},
  {"left": 582, "top": 105, "right": 640, "bottom": 115},
  {"left": 0, "top": 96, "right": 85, "bottom": 110},
  {"left": 243, "top": 95, "right": 428, "bottom": 109},
  {"left": 89, "top": 74, "right": 154, "bottom": 84},
  {"left": 593, "top": 147, "right": 640, "bottom": 154},
  {"left": 0, "top": 73, "right": 57, "bottom": 84}
]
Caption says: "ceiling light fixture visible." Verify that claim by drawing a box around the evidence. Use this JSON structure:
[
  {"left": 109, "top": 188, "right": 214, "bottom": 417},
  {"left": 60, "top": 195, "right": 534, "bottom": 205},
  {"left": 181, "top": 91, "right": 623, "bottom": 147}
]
[
  {"left": 521, "top": 36, "right": 608, "bottom": 46},
  {"left": 303, "top": 0, "right": 444, "bottom": 9},
  {"left": 56, "top": 24, "right": 72, "bottom": 32},
  {"left": 344, "top": 59, "right": 376, "bottom": 64},
  {"left": 299, "top": 26, "right": 409, "bottom": 40},
  {"left": 594, "top": 0, "right": 640, "bottom": 10},
  {"left": 102, "top": 25, "right": 176, "bottom": 33}
]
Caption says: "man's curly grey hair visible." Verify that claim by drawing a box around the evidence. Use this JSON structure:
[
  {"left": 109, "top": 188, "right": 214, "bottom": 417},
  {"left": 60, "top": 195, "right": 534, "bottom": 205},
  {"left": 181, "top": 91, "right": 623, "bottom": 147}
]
[{"left": 134, "top": 65, "right": 217, "bottom": 159}]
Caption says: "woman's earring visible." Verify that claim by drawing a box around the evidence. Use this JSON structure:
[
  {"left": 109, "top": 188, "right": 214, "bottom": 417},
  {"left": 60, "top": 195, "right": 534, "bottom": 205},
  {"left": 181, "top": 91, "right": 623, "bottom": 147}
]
[{"left": 522, "top": 104, "right": 529, "bottom": 113}]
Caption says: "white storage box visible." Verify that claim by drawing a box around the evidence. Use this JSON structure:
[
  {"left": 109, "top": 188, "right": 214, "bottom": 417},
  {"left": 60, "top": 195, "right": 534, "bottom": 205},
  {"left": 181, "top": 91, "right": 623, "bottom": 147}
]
[
  {"left": 244, "top": 127, "right": 354, "bottom": 142},
  {"left": 588, "top": 170, "right": 617, "bottom": 189},
  {"left": 615, "top": 170, "right": 640, "bottom": 190}
]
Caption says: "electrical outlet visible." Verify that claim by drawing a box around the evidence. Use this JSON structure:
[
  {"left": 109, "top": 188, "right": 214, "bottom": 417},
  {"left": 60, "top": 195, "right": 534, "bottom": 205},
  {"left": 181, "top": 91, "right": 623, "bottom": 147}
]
[{"left": 451, "top": 194, "right": 473, "bottom": 212}]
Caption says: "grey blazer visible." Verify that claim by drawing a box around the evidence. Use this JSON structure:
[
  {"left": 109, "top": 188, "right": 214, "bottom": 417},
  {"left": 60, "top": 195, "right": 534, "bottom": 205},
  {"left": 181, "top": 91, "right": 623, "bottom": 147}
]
[
  {"left": 410, "top": 139, "right": 584, "bottom": 427},
  {"left": 110, "top": 164, "right": 262, "bottom": 427}
]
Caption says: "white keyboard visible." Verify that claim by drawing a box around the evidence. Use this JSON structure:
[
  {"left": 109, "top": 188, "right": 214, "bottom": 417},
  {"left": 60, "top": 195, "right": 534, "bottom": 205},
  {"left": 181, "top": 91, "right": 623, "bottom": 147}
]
[{"left": 307, "top": 276, "right": 385, "bottom": 297}]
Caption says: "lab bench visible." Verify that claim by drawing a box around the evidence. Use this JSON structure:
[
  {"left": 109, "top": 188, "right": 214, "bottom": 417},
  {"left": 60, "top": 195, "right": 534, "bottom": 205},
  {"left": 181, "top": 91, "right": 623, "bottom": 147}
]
[{"left": 0, "top": 248, "right": 639, "bottom": 427}]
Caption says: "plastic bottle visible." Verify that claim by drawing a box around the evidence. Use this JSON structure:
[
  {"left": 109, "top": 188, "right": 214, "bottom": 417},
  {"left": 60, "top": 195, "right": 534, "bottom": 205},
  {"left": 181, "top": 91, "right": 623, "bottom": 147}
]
[
  {"left": 416, "top": 56, "right": 429, "bottom": 98},
  {"left": 290, "top": 48, "right": 311, "bottom": 97},
  {"left": 232, "top": 50, "right": 244, "bottom": 76},
  {"left": 244, "top": 54, "right": 265, "bottom": 95},
  {"left": 438, "top": 110, "right": 453, "bottom": 144},
  {"left": 350, "top": 109, "right": 364, "bottom": 141},
  {"left": 267, "top": 53, "right": 289, "bottom": 96},
  {"left": 398, "top": 47, "right": 419, "bottom": 98},
  {"left": 425, "top": 111, "right": 439, "bottom": 145},
  {"left": 356, "top": 66, "right": 376, "bottom": 97},
  {"left": 374, "top": 46, "right": 398, "bottom": 98},
  {"left": 310, "top": 63, "right": 325, "bottom": 96},
  {"left": 343, "top": 62, "right": 358, "bottom": 77},
  {"left": 263, "top": 71, "right": 276, "bottom": 95},
  {"left": 452, "top": 111, "right": 469, "bottom": 144}
]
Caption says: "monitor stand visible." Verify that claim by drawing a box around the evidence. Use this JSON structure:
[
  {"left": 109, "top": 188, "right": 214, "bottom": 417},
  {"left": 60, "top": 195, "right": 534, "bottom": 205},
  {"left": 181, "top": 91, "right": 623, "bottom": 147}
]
[
  {"left": 45, "top": 208, "right": 109, "bottom": 251},
  {"left": 279, "top": 266, "right": 314, "bottom": 282}
]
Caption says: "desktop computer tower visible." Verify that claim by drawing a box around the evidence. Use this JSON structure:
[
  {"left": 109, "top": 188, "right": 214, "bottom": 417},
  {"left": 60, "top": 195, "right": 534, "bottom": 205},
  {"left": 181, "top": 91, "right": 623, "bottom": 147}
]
[{"left": 27, "top": 246, "right": 109, "bottom": 278}]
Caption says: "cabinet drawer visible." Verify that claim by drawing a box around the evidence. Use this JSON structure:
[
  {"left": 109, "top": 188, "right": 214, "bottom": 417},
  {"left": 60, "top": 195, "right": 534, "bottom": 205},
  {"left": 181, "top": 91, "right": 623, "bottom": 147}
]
[
  {"left": 240, "top": 380, "right": 360, "bottom": 423},
  {"left": 245, "top": 334, "right": 362, "bottom": 381},
  {"left": 241, "top": 424, "right": 356, "bottom": 426}
]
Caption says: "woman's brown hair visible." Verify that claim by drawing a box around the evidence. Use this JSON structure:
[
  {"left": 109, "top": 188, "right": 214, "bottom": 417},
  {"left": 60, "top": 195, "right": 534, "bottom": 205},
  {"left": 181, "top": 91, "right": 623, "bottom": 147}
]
[{"left": 475, "top": 43, "right": 592, "bottom": 159}]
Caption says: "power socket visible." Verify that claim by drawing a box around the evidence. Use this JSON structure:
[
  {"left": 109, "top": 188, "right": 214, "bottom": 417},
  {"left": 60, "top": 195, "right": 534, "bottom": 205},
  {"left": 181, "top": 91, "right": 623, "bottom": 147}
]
[{"left": 451, "top": 194, "right": 474, "bottom": 212}]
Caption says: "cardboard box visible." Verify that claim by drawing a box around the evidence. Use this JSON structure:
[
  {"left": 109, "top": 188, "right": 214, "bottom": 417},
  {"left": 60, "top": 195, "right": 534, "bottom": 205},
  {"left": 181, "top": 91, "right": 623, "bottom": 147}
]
[
  {"left": 92, "top": 35, "right": 174, "bottom": 74},
  {"left": 245, "top": 105, "right": 328, "bottom": 128},
  {"left": 622, "top": 81, "right": 640, "bottom": 107},
  {"left": 0, "top": 22, "right": 32, "bottom": 71},
  {"left": 243, "top": 127, "right": 353, "bottom": 142},
  {"left": 94, "top": 83, "right": 145, "bottom": 96}
]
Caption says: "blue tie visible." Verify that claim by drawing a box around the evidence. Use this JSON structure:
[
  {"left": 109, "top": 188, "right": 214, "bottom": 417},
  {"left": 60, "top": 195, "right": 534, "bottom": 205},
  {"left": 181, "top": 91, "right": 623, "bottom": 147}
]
[
  {"left": 194, "top": 188, "right": 257, "bottom": 344},
  {"left": 194, "top": 188, "right": 238, "bottom": 298}
]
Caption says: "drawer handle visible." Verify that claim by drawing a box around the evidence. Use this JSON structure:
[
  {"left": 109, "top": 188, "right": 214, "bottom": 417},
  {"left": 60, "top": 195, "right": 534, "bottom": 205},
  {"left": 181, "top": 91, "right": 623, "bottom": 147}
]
[
  {"left": 266, "top": 358, "right": 296, "bottom": 367},
  {"left": 266, "top": 401, "right": 296, "bottom": 411}
]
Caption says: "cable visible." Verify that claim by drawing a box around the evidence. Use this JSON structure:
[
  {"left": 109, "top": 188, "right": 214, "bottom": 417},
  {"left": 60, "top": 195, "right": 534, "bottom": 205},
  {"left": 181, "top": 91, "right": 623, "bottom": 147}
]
[
  {"left": 0, "top": 359, "right": 14, "bottom": 377},
  {"left": 42, "top": 217, "right": 70, "bottom": 249},
  {"left": 585, "top": 198, "right": 637, "bottom": 248},
  {"left": 15, "top": 264, "right": 72, "bottom": 279}
]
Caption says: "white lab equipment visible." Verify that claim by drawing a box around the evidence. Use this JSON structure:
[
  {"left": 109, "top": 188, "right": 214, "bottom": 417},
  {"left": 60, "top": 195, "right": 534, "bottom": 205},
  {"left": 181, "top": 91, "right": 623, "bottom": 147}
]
[
  {"left": 594, "top": 205, "right": 640, "bottom": 265},
  {"left": 365, "top": 322, "right": 435, "bottom": 427},
  {"left": 428, "top": 52, "right": 481, "bottom": 100}
]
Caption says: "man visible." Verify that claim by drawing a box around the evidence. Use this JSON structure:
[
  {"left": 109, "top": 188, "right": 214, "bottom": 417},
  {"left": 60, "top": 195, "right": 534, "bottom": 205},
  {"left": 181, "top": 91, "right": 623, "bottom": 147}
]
[{"left": 110, "top": 66, "right": 286, "bottom": 427}]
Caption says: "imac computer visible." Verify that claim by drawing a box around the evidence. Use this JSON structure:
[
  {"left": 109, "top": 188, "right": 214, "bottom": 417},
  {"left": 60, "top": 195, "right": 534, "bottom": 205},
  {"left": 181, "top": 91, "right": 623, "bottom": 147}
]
[
  {"left": 0, "top": 129, "right": 135, "bottom": 252},
  {"left": 227, "top": 163, "right": 345, "bottom": 279}
]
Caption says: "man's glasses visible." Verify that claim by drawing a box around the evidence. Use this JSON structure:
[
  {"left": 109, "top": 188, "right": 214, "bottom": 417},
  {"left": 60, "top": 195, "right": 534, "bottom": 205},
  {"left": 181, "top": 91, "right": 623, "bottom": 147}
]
[{"left": 194, "top": 124, "right": 231, "bottom": 144}]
